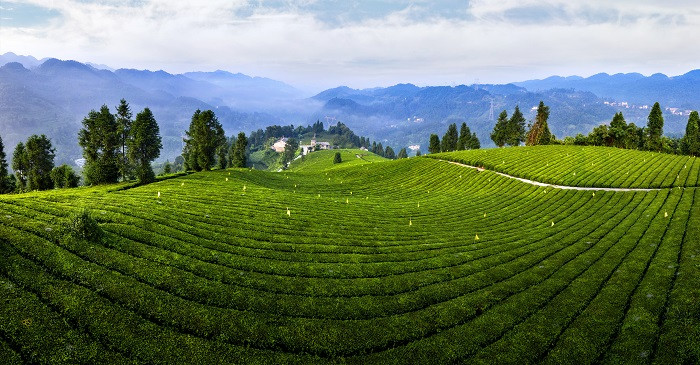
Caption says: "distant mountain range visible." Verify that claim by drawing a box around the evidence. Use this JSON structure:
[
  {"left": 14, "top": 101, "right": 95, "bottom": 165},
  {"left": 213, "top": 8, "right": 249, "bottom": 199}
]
[
  {"left": 514, "top": 71, "right": 700, "bottom": 107},
  {"left": 1, "top": 52, "right": 697, "bottom": 166}
]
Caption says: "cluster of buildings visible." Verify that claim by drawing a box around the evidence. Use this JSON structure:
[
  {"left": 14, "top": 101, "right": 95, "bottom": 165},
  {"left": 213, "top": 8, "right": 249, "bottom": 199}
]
[{"left": 271, "top": 135, "right": 332, "bottom": 155}]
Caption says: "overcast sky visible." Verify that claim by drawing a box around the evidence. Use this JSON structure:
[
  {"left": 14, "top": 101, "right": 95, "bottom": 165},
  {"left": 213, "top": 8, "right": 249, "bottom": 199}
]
[{"left": 1, "top": 0, "right": 699, "bottom": 92}]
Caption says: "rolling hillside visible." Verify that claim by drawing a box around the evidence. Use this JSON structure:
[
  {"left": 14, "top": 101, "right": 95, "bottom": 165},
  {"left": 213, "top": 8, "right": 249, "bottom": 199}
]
[{"left": 0, "top": 146, "right": 698, "bottom": 364}]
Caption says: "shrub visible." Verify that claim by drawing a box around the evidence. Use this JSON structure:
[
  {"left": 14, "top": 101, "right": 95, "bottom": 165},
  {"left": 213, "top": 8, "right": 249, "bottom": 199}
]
[
  {"left": 65, "top": 209, "right": 104, "bottom": 243},
  {"left": 333, "top": 152, "right": 342, "bottom": 164}
]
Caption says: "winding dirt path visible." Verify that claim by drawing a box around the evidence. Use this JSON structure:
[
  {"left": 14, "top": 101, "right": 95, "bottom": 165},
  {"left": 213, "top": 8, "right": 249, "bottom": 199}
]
[{"left": 442, "top": 160, "right": 663, "bottom": 192}]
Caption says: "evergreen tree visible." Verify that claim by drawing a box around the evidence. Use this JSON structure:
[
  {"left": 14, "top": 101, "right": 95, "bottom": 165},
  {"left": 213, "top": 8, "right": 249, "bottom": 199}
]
[
  {"left": 24, "top": 134, "right": 55, "bottom": 191},
  {"left": 680, "top": 111, "right": 700, "bottom": 156},
  {"left": 0, "top": 135, "right": 12, "bottom": 193},
  {"left": 415, "top": 150, "right": 422, "bottom": 157},
  {"left": 506, "top": 106, "right": 526, "bottom": 146},
  {"left": 12, "top": 142, "right": 28, "bottom": 191},
  {"left": 428, "top": 134, "right": 441, "bottom": 154},
  {"left": 217, "top": 141, "right": 228, "bottom": 169},
  {"left": 491, "top": 110, "right": 509, "bottom": 147},
  {"left": 457, "top": 123, "right": 470, "bottom": 150},
  {"left": 128, "top": 108, "right": 162, "bottom": 184},
  {"left": 163, "top": 161, "right": 172, "bottom": 174},
  {"left": 182, "top": 110, "right": 226, "bottom": 171},
  {"left": 609, "top": 112, "right": 628, "bottom": 148},
  {"left": 645, "top": 102, "right": 664, "bottom": 151},
  {"left": 468, "top": 132, "right": 481, "bottom": 149},
  {"left": 377, "top": 143, "right": 385, "bottom": 157},
  {"left": 231, "top": 132, "right": 248, "bottom": 168},
  {"left": 115, "top": 99, "right": 133, "bottom": 180},
  {"left": 371, "top": 141, "right": 377, "bottom": 154},
  {"left": 50, "top": 164, "right": 80, "bottom": 188},
  {"left": 526, "top": 101, "right": 552, "bottom": 146},
  {"left": 397, "top": 147, "right": 408, "bottom": 159},
  {"left": 333, "top": 151, "right": 342, "bottom": 164},
  {"left": 441, "top": 123, "right": 459, "bottom": 152},
  {"left": 283, "top": 138, "right": 299, "bottom": 165},
  {"left": 384, "top": 146, "right": 396, "bottom": 159},
  {"left": 79, "top": 105, "right": 120, "bottom": 185}
]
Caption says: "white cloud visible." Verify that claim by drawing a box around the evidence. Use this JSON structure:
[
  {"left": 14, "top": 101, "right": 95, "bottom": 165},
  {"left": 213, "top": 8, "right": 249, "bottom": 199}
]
[{"left": 1, "top": 0, "right": 699, "bottom": 91}]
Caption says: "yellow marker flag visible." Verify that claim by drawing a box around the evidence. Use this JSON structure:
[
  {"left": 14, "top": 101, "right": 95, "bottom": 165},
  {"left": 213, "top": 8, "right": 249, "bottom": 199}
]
[
  {"left": 157, "top": 191, "right": 161, "bottom": 198},
  {"left": 318, "top": 194, "right": 321, "bottom": 198},
  {"left": 286, "top": 208, "right": 291, "bottom": 216},
  {"left": 551, "top": 221, "right": 555, "bottom": 227},
  {"left": 484, "top": 213, "right": 487, "bottom": 217},
  {"left": 181, "top": 182, "right": 184, "bottom": 186},
  {"left": 664, "top": 211, "right": 668, "bottom": 218},
  {"left": 243, "top": 185, "right": 246, "bottom": 191},
  {"left": 417, "top": 202, "right": 420, "bottom": 208},
  {"left": 228, "top": 172, "right": 231, "bottom": 175},
  {"left": 592, "top": 192, "right": 595, "bottom": 197},
  {"left": 474, "top": 234, "right": 479, "bottom": 241},
  {"left": 225, "top": 177, "right": 228, "bottom": 181},
  {"left": 409, "top": 218, "right": 412, "bottom": 226},
  {"left": 346, "top": 198, "right": 349, "bottom": 204}
]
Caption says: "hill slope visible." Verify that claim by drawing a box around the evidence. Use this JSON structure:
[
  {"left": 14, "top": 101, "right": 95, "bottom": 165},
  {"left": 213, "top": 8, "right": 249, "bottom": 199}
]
[{"left": 0, "top": 146, "right": 698, "bottom": 364}]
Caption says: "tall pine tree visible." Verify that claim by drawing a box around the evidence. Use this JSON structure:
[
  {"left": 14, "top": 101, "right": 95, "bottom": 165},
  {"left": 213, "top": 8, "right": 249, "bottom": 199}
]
[
  {"left": 24, "top": 134, "right": 55, "bottom": 191},
  {"left": 468, "top": 132, "right": 481, "bottom": 149},
  {"left": 609, "top": 112, "right": 628, "bottom": 148},
  {"left": 182, "top": 110, "right": 226, "bottom": 171},
  {"left": 79, "top": 105, "right": 120, "bottom": 185},
  {"left": 231, "top": 132, "right": 248, "bottom": 168},
  {"left": 644, "top": 102, "right": 664, "bottom": 151},
  {"left": 457, "top": 123, "right": 470, "bottom": 150},
  {"left": 680, "top": 111, "right": 700, "bottom": 156},
  {"left": 506, "top": 106, "right": 526, "bottom": 146},
  {"left": 128, "top": 108, "right": 162, "bottom": 184},
  {"left": 397, "top": 147, "right": 408, "bottom": 159},
  {"left": 428, "top": 134, "right": 441, "bottom": 154},
  {"left": 12, "top": 142, "right": 28, "bottom": 191},
  {"left": 441, "top": 123, "right": 459, "bottom": 152},
  {"left": 491, "top": 110, "right": 509, "bottom": 147},
  {"left": 526, "top": 101, "right": 552, "bottom": 146},
  {"left": 384, "top": 146, "right": 396, "bottom": 159},
  {"left": 0, "top": 135, "right": 12, "bottom": 193},
  {"left": 115, "top": 99, "right": 133, "bottom": 180}
]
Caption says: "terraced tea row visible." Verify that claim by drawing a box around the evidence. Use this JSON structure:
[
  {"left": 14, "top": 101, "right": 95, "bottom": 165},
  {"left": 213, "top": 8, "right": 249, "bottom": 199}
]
[
  {"left": 0, "top": 150, "right": 698, "bottom": 364},
  {"left": 432, "top": 145, "right": 700, "bottom": 188}
]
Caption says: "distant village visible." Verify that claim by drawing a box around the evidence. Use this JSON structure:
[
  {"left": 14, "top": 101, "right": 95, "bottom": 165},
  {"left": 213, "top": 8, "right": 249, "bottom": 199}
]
[{"left": 271, "top": 135, "right": 368, "bottom": 155}]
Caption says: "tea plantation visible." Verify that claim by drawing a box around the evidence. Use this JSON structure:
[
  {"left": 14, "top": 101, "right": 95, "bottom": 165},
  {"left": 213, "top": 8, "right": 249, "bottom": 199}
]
[{"left": 0, "top": 146, "right": 698, "bottom": 364}]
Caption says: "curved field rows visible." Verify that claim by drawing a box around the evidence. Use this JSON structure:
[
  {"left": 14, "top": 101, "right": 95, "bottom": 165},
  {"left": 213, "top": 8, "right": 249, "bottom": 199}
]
[
  {"left": 432, "top": 145, "right": 700, "bottom": 188},
  {"left": 0, "top": 149, "right": 698, "bottom": 364}
]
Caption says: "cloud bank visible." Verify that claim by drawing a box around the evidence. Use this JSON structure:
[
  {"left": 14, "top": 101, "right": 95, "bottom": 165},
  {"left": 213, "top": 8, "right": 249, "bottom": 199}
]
[{"left": 1, "top": 0, "right": 699, "bottom": 91}]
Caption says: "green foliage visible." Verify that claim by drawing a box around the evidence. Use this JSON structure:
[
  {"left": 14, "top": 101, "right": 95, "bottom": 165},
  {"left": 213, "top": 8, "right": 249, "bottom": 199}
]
[
  {"left": 79, "top": 105, "right": 120, "bottom": 185},
  {"left": 680, "top": 111, "right": 700, "bottom": 156},
  {"left": 11, "top": 142, "right": 28, "bottom": 191},
  {"left": 64, "top": 209, "right": 104, "bottom": 243},
  {"left": 0, "top": 134, "right": 12, "bottom": 193},
  {"left": 282, "top": 138, "right": 299, "bottom": 165},
  {"left": 115, "top": 99, "right": 133, "bottom": 181},
  {"left": 441, "top": 123, "right": 459, "bottom": 152},
  {"left": 428, "top": 134, "right": 441, "bottom": 154},
  {"left": 333, "top": 151, "right": 342, "bottom": 164},
  {"left": 23, "top": 134, "right": 55, "bottom": 191},
  {"left": 397, "top": 148, "right": 408, "bottom": 159},
  {"left": 506, "top": 106, "right": 527, "bottom": 146},
  {"left": 415, "top": 149, "right": 422, "bottom": 157},
  {"left": 384, "top": 146, "right": 396, "bottom": 159},
  {"left": 128, "top": 108, "right": 162, "bottom": 184},
  {"left": 50, "top": 164, "right": 80, "bottom": 188},
  {"left": 231, "top": 132, "right": 248, "bottom": 168},
  {"left": 526, "top": 101, "right": 552, "bottom": 146},
  {"left": 491, "top": 110, "right": 509, "bottom": 147},
  {"left": 182, "top": 110, "right": 226, "bottom": 171},
  {"left": 0, "top": 147, "right": 697, "bottom": 364},
  {"left": 432, "top": 145, "right": 697, "bottom": 188},
  {"left": 645, "top": 102, "right": 665, "bottom": 152},
  {"left": 163, "top": 161, "right": 172, "bottom": 174}
]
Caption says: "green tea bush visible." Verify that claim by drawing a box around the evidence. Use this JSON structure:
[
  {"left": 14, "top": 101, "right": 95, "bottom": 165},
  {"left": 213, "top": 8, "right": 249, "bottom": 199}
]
[{"left": 65, "top": 209, "right": 104, "bottom": 243}]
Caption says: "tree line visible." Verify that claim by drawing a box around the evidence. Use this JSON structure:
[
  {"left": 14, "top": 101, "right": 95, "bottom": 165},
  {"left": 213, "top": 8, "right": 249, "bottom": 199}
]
[{"left": 428, "top": 122, "right": 481, "bottom": 154}]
